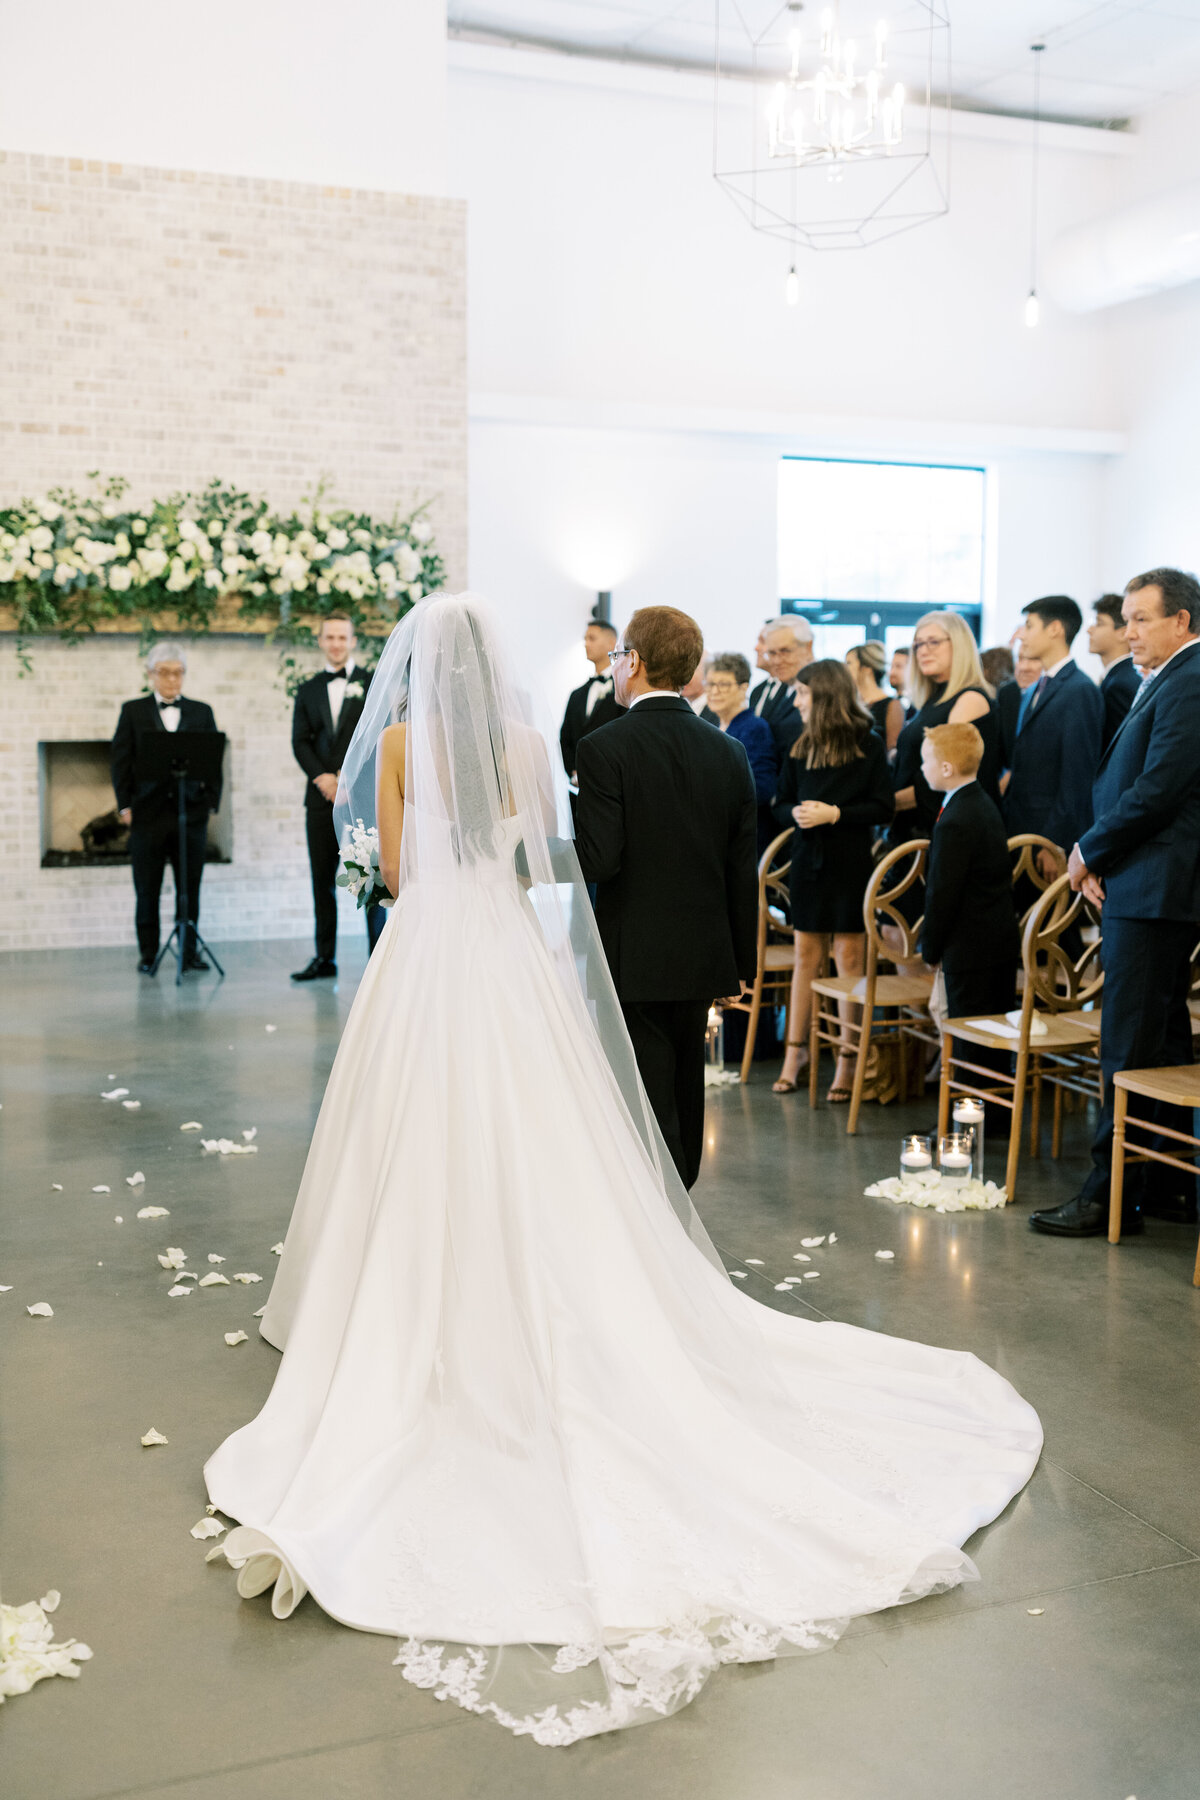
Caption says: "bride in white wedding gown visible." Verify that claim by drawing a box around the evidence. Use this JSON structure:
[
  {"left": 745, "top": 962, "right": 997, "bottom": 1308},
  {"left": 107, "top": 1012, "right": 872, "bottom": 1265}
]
[{"left": 205, "top": 593, "right": 1042, "bottom": 1747}]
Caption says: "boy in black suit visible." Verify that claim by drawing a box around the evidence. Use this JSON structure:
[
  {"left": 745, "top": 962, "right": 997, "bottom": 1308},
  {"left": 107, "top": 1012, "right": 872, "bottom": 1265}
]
[
  {"left": 575, "top": 606, "right": 758, "bottom": 1189},
  {"left": 291, "top": 613, "right": 382, "bottom": 981},
  {"left": 920, "top": 722, "right": 1021, "bottom": 1035},
  {"left": 111, "top": 641, "right": 221, "bottom": 974},
  {"left": 1005, "top": 595, "right": 1104, "bottom": 878}
]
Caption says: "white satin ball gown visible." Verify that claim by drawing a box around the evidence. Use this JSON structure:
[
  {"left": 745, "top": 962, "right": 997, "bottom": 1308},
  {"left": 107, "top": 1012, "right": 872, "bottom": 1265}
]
[{"left": 205, "top": 814, "right": 1042, "bottom": 1747}]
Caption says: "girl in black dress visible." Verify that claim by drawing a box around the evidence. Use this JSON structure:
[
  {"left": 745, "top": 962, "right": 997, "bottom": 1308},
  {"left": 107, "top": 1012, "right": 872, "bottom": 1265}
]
[
  {"left": 771, "top": 660, "right": 894, "bottom": 1101},
  {"left": 846, "top": 641, "right": 904, "bottom": 761}
]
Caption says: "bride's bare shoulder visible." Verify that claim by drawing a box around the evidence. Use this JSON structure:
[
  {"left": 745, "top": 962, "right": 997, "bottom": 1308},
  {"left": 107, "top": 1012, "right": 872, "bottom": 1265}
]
[{"left": 380, "top": 723, "right": 407, "bottom": 758}]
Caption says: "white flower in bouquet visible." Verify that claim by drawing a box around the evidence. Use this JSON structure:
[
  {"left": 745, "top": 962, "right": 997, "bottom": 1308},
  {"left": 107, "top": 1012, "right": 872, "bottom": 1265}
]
[
  {"left": 249, "top": 529, "right": 273, "bottom": 558},
  {"left": 81, "top": 539, "right": 111, "bottom": 567},
  {"left": 29, "top": 526, "right": 54, "bottom": 552},
  {"left": 195, "top": 537, "right": 213, "bottom": 564},
  {"left": 178, "top": 539, "right": 197, "bottom": 562},
  {"left": 131, "top": 518, "right": 147, "bottom": 535},
  {"left": 53, "top": 564, "right": 74, "bottom": 588},
  {"left": 396, "top": 543, "right": 421, "bottom": 581},
  {"left": 146, "top": 530, "right": 165, "bottom": 550},
  {"left": 101, "top": 499, "right": 118, "bottom": 519},
  {"left": 343, "top": 680, "right": 364, "bottom": 700},
  {"left": 108, "top": 565, "right": 134, "bottom": 592},
  {"left": 114, "top": 533, "right": 131, "bottom": 557},
  {"left": 39, "top": 504, "right": 63, "bottom": 523},
  {"left": 411, "top": 517, "right": 433, "bottom": 544},
  {"left": 204, "top": 568, "right": 223, "bottom": 589},
  {"left": 178, "top": 519, "right": 201, "bottom": 543},
  {"left": 33, "top": 552, "right": 54, "bottom": 571},
  {"left": 407, "top": 583, "right": 424, "bottom": 601},
  {"left": 326, "top": 527, "right": 349, "bottom": 551},
  {"left": 280, "top": 552, "right": 309, "bottom": 586},
  {"left": 206, "top": 519, "right": 222, "bottom": 538},
  {"left": 336, "top": 819, "right": 388, "bottom": 910},
  {"left": 352, "top": 527, "right": 372, "bottom": 548},
  {"left": 138, "top": 547, "right": 168, "bottom": 579},
  {"left": 316, "top": 576, "right": 331, "bottom": 596},
  {"left": 166, "top": 559, "right": 193, "bottom": 591}
]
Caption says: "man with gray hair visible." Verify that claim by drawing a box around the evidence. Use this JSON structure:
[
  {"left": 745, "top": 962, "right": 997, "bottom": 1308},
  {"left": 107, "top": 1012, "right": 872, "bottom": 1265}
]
[
  {"left": 111, "top": 641, "right": 221, "bottom": 974},
  {"left": 749, "top": 615, "right": 815, "bottom": 750}
]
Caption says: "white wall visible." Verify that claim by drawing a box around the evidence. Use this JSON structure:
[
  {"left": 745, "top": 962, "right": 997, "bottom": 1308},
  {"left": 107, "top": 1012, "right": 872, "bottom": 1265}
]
[
  {"left": 0, "top": 0, "right": 447, "bottom": 196},
  {"left": 451, "top": 43, "right": 1128, "bottom": 705}
]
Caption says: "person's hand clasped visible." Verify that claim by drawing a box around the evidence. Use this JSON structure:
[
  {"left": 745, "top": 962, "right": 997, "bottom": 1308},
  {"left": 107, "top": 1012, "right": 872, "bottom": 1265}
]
[
  {"left": 314, "top": 772, "right": 339, "bottom": 803},
  {"left": 794, "top": 801, "right": 840, "bottom": 830},
  {"left": 1036, "top": 846, "right": 1060, "bottom": 883},
  {"left": 1068, "top": 841, "right": 1105, "bottom": 907},
  {"left": 118, "top": 807, "right": 132, "bottom": 826}
]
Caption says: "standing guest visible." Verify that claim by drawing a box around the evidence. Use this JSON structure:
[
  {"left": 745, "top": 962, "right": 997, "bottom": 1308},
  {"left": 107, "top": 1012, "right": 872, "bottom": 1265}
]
[
  {"left": 889, "top": 644, "right": 913, "bottom": 717},
  {"left": 1032, "top": 569, "right": 1200, "bottom": 1237},
  {"left": 1088, "top": 592, "right": 1140, "bottom": 750},
  {"left": 846, "top": 641, "right": 904, "bottom": 757},
  {"left": 749, "top": 617, "right": 815, "bottom": 749},
  {"left": 886, "top": 612, "right": 998, "bottom": 856},
  {"left": 704, "top": 652, "right": 779, "bottom": 851},
  {"left": 771, "top": 661, "right": 894, "bottom": 1100},
  {"left": 559, "top": 618, "right": 625, "bottom": 779},
  {"left": 920, "top": 722, "right": 1020, "bottom": 1037},
  {"left": 1005, "top": 596, "right": 1103, "bottom": 881},
  {"left": 681, "top": 655, "right": 714, "bottom": 718},
  {"left": 111, "top": 641, "right": 222, "bottom": 975},
  {"left": 291, "top": 613, "right": 382, "bottom": 982},
  {"left": 575, "top": 608, "right": 758, "bottom": 1189},
  {"left": 983, "top": 645, "right": 1021, "bottom": 771}
]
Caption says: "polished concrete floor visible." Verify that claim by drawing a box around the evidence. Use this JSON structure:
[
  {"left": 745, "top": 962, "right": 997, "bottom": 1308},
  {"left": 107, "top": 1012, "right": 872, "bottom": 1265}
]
[{"left": 3, "top": 941, "right": 1200, "bottom": 1799}]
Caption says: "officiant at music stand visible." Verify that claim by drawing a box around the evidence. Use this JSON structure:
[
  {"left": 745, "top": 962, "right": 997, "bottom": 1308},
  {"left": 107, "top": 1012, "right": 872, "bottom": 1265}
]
[
  {"left": 291, "top": 613, "right": 383, "bottom": 981},
  {"left": 110, "top": 641, "right": 222, "bottom": 975}
]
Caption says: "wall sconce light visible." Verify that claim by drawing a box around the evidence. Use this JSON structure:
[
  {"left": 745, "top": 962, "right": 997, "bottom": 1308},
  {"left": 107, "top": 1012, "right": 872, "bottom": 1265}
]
[{"left": 592, "top": 591, "right": 613, "bottom": 624}]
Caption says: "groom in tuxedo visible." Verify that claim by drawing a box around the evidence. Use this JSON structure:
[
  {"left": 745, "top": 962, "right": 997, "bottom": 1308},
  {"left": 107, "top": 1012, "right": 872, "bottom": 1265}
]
[
  {"left": 575, "top": 606, "right": 758, "bottom": 1189},
  {"left": 559, "top": 618, "right": 625, "bottom": 782},
  {"left": 291, "top": 612, "right": 383, "bottom": 981}
]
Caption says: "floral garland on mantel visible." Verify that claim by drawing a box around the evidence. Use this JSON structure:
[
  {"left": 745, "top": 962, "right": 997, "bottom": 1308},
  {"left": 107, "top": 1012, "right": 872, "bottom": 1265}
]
[{"left": 0, "top": 473, "right": 445, "bottom": 680}]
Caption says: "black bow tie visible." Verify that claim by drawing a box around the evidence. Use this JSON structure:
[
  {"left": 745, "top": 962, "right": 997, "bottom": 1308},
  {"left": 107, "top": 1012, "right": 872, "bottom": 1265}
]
[
  {"left": 321, "top": 669, "right": 351, "bottom": 684},
  {"left": 589, "top": 674, "right": 611, "bottom": 686},
  {"left": 157, "top": 698, "right": 180, "bottom": 709}
]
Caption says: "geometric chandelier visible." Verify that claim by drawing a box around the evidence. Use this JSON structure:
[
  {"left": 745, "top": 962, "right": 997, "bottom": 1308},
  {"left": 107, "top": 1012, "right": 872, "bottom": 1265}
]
[{"left": 713, "top": 0, "right": 951, "bottom": 256}]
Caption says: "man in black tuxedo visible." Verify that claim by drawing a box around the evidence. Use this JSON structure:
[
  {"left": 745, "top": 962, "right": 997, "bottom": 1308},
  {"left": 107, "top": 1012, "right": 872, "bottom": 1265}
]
[
  {"left": 111, "top": 641, "right": 221, "bottom": 974},
  {"left": 559, "top": 619, "right": 625, "bottom": 781},
  {"left": 574, "top": 606, "right": 758, "bottom": 1189},
  {"left": 1031, "top": 568, "right": 1200, "bottom": 1237},
  {"left": 291, "top": 613, "right": 383, "bottom": 981},
  {"left": 1087, "top": 592, "right": 1140, "bottom": 750},
  {"left": 749, "top": 617, "right": 814, "bottom": 753},
  {"left": 1005, "top": 596, "right": 1104, "bottom": 877}
]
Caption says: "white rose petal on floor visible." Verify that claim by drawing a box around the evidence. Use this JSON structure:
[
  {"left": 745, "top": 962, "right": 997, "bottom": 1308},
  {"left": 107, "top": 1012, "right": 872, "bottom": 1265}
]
[
  {"left": 140, "top": 1429, "right": 168, "bottom": 1447},
  {"left": 865, "top": 1169, "right": 1007, "bottom": 1211},
  {"left": 0, "top": 1592, "right": 93, "bottom": 1703}
]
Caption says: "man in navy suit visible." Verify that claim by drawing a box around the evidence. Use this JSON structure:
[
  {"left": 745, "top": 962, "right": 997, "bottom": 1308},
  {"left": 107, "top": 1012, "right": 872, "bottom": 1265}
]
[
  {"left": 1005, "top": 596, "right": 1104, "bottom": 877},
  {"left": 1087, "top": 592, "right": 1140, "bottom": 750},
  {"left": 1031, "top": 568, "right": 1200, "bottom": 1237},
  {"left": 749, "top": 617, "right": 814, "bottom": 753}
]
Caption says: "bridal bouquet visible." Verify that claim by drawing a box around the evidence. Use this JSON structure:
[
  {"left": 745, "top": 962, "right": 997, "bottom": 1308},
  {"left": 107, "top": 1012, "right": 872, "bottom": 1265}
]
[{"left": 336, "top": 820, "right": 390, "bottom": 911}]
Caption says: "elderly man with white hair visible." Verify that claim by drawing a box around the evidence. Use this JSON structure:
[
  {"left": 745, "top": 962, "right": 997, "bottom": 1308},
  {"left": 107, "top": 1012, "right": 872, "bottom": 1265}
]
[
  {"left": 111, "top": 641, "right": 221, "bottom": 975},
  {"left": 748, "top": 615, "right": 815, "bottom": 750}
]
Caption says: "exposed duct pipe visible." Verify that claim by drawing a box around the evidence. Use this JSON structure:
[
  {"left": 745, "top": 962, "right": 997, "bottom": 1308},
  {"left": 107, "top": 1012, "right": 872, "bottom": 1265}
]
[{"left": 1046, "top": 180, "right": 1200, "bottom": 312}]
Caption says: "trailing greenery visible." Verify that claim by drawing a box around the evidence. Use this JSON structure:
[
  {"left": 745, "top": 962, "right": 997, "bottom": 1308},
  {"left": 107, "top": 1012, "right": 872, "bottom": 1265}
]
[{"left": 0, "top": 473, "right": 445, "bottom": 680}]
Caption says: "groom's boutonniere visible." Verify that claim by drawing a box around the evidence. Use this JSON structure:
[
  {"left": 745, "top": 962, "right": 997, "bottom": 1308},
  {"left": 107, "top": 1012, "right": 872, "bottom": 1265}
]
[{"left": 343, "top": 680, "right": 365, "bottom": 701}]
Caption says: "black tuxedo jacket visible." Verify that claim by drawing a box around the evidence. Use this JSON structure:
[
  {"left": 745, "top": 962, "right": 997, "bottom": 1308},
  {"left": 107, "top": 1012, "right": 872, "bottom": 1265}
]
[
  {"left": 559, "top": 674, "right": 625, "bottom": 777},
  {"left": 574, "top": 696, "right": 758, "bottom": 1003},
  {"left": 1003, "top": 661, "right": 1104, "bottom": 854},
  {"left": 995, "top": 678, "right": 1022, "bottom": 769},
  {"left": 1078, "top": 640, "right": 1200, "bottom": 921},
  {"left": 749, "top": 678, "right": 803, "bottom": 752},
  {"left": 110, "top": 695, "right": 221, "bottom": 825},
  {"left": 1100, "top": 657, "right": 1140, "bottom": 751},
  {"left": 920, "top": 782, "right": 1020, "bottom": 976},
  {"left": 292, "top": 666, "right": 374, "bottom": 812}
]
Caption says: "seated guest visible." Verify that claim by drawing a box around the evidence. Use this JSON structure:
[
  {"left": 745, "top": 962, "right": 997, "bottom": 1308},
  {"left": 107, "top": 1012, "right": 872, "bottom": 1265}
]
[
  {"left": 750, "top": 617, "right": 815, "bottom": 749},
  {"left": 559, "top": 618, "right": 624, "bottom": 782},
  {"left": 704, "top": 653, "right": 779, "bottom": 852},
  {"left": 886, "top": 611, "right": 998, "bottom": 855},
  {"left": 1005, "top": 595, "right": 1103, "bottom": 882},
  {"left": 1032, "top": 568, "right": 1200, "bottom": 1238},
  {"left": 846, "top": 640, "right": 904, "bottom": 758},
  {"left": 771, "top": 660, "right": 894, "bottom": 1101},
  {"left": 920, "top": 722, "right": 1021, "bottom": 1040},
  {"left": 1087, "top": 591, "right": 1140, "bottom": 750},
  {"left": 111, "top": 641, "right": 221, "bottom": 975}
]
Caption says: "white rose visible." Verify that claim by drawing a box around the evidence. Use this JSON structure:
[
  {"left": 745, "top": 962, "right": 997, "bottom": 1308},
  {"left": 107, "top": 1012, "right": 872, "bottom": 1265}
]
[
  {"left": 196, "top": 538, "right": 213, "bottom": 563},
  {"left": 316, "top": 576, "right": 331, "bottom": 595},
  {"left": 53, "top": 563, "right": 74, "bottom": 587},
  {"left": 411, "top": 518, "right": 433, "bottom": 544},
  {"left": 326, "top": 527, "right": 349, "bottom": 551},
  {"left": 138, "top": 547, "right": 168, "bottom": 578},
  {"left": 81, "top": 539, "right": 110, "bottom": 566},
  {"left": 40, "top": 504, "right": 62, "bottom": 522},
  {"left": 270, "top": 576, "right": 286, "bottom": 595},
  {"left": 295, "top": 530, "right": 318, "bottom": 556},
  {"left": 114, "top": 533, "right": 131, "bottom": 557},
  {"left": 280, "top": 553, "right": 309, "bottom": 586},
  {"left": 206, "top": 519, "right": 222, "bottom": 538},
  {"left": 29, "top": 526, "right": 54, "bottom": 552},
  {"left": 131, "top": 518, "right": 147, "bottom": 536},
  {"left": 249, "top": 530, "right": 273, "bottom": 558},
  {"left": 166, "top": 559, "right": 193, "bottom": 591},
  {"left": 178, "top": 519, "right": 199, "bottom": 542},
  {"left": 0, "top": 561, "right": 13, "bottom": 582},
  {"left": 396, "top": 543, "right": 421, "bottom": 581},
  {"left": 376, "top": 562, "right": 397, "bottom": 589},
  {"left": 204, "top": 568, "right": 223, "bottom": 589},
  {"left": 108, "top": 564, "right": 134, "bottom": 592},
  {"left": 407, "top": 583, "right": 424, "bottom": 601},
  {"left": 221, "top": 555, "right": 243, "bottom": 578},
  {"left": 33, "top": 551, "right": 54, "bottom": 570},
  {"left": 147, "top": 531, "right": 165, "bottom": 550}
]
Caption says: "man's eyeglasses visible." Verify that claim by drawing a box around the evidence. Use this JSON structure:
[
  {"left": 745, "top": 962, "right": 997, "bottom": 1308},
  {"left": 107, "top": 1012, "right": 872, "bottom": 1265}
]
[{"left": 607, "top": 647, "right": 633, "bottom": 664}]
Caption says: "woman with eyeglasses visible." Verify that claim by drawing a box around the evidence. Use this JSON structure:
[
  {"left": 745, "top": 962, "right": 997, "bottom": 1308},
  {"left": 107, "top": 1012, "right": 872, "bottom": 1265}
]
[
  {"left": 704, "top": 652, "right": 779, "bottom": 852},
  {"left": 770, "top": 660, "right": 894, "bottom": 1100},
  {"left": 886, "top": 613, "right": 999, "bottom": 852}
]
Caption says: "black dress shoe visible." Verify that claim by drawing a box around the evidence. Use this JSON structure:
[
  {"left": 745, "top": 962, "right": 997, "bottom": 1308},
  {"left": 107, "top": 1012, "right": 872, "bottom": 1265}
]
[
  {"left": 183, "top": 951, "right": 210, "bottom": 972},
  {"left": 1142, "top": 1192, "right": 1199, "bottom": 1225},
  {"left": 1029, "top": 1193, "right": 1143, "bottom": 1237},
  {"left": 291, "top": 957, "right": 337, "bottom": 982},
  {"left": 137, "top": 959, "right": 157, "bottom": 976}
]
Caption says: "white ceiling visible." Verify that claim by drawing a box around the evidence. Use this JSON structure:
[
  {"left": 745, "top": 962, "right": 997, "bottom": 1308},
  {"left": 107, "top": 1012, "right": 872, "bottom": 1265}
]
[{"left": 447, "top": 0, "right": 1200, "bottom": 125}]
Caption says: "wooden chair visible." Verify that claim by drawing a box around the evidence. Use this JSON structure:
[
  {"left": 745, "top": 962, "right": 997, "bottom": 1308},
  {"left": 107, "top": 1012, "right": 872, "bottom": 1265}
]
[
  {"left": 726, "top": 828, "right": 796, "bottom": 1083},
  {"left": 1108, "top": 1067, "right": 1200, "bottom": 1283},
  {"left": 1007, "top": 833, "right": 1067, "bottom": 930},
  {"left": 808, "top": 840, "right": 934, "bottom": 1134},
  {"left": 936, "top": 874, "right": 1104, "bottom": 1202}
]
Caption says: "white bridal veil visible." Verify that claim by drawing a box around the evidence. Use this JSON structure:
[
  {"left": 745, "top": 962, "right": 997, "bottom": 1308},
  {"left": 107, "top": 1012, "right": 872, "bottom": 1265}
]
[{"left": 334, "top": 591, "right": 724, "bottom": 1270}]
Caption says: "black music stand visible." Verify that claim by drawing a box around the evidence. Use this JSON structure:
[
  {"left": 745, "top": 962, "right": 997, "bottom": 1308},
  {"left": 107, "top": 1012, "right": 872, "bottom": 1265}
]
[{"left": 135, "top": 731, "right": 227, "bottom": 987}]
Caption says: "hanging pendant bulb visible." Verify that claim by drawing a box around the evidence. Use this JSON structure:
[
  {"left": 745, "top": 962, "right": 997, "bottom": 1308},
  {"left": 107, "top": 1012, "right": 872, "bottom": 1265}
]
[
  {"left": 1025, "top": 47, "right": 1045, "bottom": 334},
  {"left": 1024, "top": 291, "right": 1040, "bottom": 328},
  {"left": 786, "top": 266, "right": 801, "bottom": 306}
]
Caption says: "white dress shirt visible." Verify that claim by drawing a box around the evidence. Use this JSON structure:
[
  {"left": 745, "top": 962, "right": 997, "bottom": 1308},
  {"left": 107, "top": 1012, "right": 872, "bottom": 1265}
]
[
  {"left": 583, "top": 673, "right": 614, "bottom": 717},
  {"left": 325, "top": 659, "right": 356, "bottom": 730},
  {"left": 628, "top": 689, "right": 681, "bottom": 708},
  {"left": 157, "top": 699, "right": 182, "bottom": 733}
]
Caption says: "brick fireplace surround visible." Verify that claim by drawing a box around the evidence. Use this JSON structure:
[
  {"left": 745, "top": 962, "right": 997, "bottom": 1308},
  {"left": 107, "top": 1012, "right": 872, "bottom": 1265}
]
[{"left": 0, "top": 148, "right": 466, "bottom": 951}]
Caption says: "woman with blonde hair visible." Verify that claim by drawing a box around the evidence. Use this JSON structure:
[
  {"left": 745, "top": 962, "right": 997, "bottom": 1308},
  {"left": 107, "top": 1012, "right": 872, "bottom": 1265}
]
[
  {"left": 885, "top": 611, "right": 999, "bottom": 851},
  {"left": 770, "top": 660, "right": 894, "bottom": 1099},
  {"left": 845, "top": 640, "right": 904, "bottom": 758}
]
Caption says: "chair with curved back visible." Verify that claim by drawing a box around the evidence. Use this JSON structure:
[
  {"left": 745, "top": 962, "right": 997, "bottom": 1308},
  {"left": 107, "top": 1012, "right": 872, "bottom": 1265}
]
[
  {"left": 725, "top": 827, "right": 796, "bottom": 1084},
  {"left": 808, "top": 839, "right": 934, "bottom": 1134},
  {"left": 936, "top": 873, "right": 1104, "bottom": 1201},
  {"left": 1007, "top": 833, "right": 1067, "bottom": 931}
]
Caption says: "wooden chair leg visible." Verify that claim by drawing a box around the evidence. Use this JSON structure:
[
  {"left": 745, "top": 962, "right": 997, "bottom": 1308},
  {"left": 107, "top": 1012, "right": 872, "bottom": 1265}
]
[
  {"left": 846, "top": 1010, "right": 872, "bottom": 1136},
  {"left": 1052, "top": 1080, "right": 1064, "bottom": 1160},
  {"left": 808, "top": 996, "right": 820, "bottom": 1107},
  {"left": 1006, "top": 1046, "right": 1030, "bottom": 1203},
  {"left": 936, "top": 1038, "right": 952, "bottom": 1139},
  {"left": 1030, "top": 1063, "right": 1041, "bottom": 1157},
  {"left": 897, "top": 1020, "right": 910, "bottom": 1107},
  {"left": 739, "top": 983, "right": 762, "bottom": 1084},
  {"left": 1192, "top": 1227, "right": 1200, "bottom": 1288},
  {"left": 1109, "top": 1085, "right": 1127, "bottom": 1244}
]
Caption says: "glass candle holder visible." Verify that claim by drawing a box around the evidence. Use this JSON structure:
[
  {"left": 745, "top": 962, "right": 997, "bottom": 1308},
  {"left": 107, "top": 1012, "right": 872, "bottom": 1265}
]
[
  {"left": 952, "top": 1097, "right": 985, "bottom": 1181},
  {"left": 705, "top": 1005, "right": 725, "bottom": 1069},
  {"left": 899, "top": 1134, "right": 933, "bottom": 1178},
  {"left": 938, "top": 1132, "right": 973, "bottom": 1185}
]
